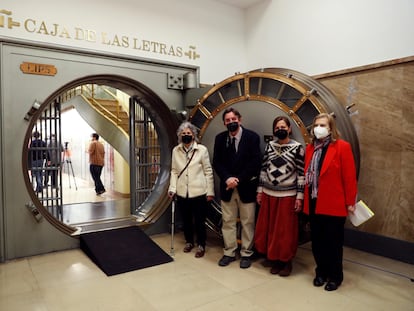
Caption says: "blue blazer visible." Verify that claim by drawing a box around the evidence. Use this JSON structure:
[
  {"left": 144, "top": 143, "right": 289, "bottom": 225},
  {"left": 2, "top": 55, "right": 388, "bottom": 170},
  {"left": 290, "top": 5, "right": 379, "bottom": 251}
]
[{"left": 213, "top": 127, "right": 262, "bottom": 203}]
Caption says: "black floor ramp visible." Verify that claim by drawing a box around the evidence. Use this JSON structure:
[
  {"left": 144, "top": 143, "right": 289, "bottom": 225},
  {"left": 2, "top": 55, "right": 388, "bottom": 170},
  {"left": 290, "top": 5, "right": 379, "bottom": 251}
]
[{"left": 80, "top": 226, "right": 173, "bottom": 276}]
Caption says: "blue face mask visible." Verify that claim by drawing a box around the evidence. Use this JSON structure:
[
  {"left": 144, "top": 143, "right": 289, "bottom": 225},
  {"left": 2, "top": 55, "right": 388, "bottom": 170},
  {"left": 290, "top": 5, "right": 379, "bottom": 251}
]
[{"left": 227, "top": 122, "right": 239, "bottom": 132}]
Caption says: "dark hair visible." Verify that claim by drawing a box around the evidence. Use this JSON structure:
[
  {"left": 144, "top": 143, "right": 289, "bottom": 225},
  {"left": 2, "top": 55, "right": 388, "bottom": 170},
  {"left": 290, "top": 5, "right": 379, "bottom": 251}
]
[
  {"left": 33, "top": 131, "right": 40, "bottom": 138},
  {"left": 272, "top": 116, "right": 291, "bottom": 131},
  {"left": 222, "top": 107, "right": 242, "bottom": 121},
  {"left": 92, "top": 133, "right": 99, "bottom": 140}
]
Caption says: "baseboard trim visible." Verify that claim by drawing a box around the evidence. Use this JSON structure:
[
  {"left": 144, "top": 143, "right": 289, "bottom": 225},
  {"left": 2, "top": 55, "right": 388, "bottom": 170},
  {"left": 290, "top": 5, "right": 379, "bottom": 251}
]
[{"left": 344, "top": 229, "right": 414, "bottom": 265}]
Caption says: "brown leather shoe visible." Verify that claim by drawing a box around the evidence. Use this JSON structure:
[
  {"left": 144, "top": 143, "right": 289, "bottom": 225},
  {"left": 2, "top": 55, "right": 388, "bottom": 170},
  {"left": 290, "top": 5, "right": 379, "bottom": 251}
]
[
  {"left": 270, "top": 265, "right": 281, "bottom": 274},
  {"left": 195, "top": 246, "right": 205, "bottom": 258},
  {"left": 278, "top": 261, "right": 292, "bottom": 277},
  {"left": 270, "top": 260, "right": 283, "bottom": 274},
  {"left": 183, "top": 243, "right": 194, "bottom": 253}
]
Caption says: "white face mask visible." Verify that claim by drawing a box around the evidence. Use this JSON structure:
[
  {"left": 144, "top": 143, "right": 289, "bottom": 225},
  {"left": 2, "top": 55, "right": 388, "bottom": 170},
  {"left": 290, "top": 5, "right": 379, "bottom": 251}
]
[{"left": 313, "top": 125, "right": 330, "bottom": 139}]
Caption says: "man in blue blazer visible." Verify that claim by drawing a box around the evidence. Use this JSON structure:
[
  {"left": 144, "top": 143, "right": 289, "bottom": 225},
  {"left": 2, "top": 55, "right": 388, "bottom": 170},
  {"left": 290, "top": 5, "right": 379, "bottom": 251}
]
[{"left": 213, "top": 107, "right": 262, "bottom": 269}]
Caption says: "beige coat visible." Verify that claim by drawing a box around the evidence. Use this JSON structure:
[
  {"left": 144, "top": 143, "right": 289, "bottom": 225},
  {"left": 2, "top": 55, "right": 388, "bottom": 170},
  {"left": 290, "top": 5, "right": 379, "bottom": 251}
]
[{"left": 168, "top": 142, "right": 215, "bottom": 198}]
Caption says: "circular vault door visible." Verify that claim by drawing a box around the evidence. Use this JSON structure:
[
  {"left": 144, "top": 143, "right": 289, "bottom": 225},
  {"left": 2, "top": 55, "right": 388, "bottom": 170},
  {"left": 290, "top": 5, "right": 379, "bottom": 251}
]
[{"left": 189, "top": 68, "right": 360, "bottom": 235}]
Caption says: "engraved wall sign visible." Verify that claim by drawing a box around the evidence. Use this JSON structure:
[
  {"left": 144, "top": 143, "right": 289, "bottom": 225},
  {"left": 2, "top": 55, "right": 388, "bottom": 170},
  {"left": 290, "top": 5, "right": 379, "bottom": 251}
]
[{"left": 20, "top": 62, "right": 57, "bottom": 76}]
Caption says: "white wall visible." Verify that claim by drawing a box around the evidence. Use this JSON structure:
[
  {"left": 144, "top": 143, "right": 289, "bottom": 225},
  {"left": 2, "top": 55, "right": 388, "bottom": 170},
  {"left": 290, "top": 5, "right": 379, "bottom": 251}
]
[
  {"left": 2, "top": 0, "right": 413, "bottom": 82},
  {"left": 1, "top": 0, "right": 246, "bottom": 84},
  {"left": 245, "top": 0, "right": 414, "bottom": 75}
]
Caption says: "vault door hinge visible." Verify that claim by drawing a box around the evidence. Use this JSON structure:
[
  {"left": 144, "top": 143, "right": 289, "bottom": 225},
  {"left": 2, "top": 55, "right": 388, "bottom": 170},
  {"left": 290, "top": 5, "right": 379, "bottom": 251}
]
[{"left": 167, "top": 73, "right": 184, "bottom": 90}]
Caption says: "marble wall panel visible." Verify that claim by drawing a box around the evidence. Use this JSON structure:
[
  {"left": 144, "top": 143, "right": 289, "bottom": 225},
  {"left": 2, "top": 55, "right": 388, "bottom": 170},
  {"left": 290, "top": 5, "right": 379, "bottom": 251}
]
[{"left": 315, "top": 59, "right": 414, "bottom": 242}]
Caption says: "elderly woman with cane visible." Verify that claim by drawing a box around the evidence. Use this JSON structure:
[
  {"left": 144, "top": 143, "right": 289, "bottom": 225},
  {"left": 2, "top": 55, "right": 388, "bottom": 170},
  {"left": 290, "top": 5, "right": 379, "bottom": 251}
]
[{"left": 168, "top": 121, "right": 215, "bottom": 258}]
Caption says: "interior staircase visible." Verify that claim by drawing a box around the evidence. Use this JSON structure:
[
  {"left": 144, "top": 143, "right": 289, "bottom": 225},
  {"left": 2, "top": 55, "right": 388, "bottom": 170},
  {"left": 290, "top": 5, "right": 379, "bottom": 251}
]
[
  {"left": 61, "top": 84, "right": 129, "bottom": 136},
  {"left": 86, "top": 97, "right": 129, "bottom": 135}
]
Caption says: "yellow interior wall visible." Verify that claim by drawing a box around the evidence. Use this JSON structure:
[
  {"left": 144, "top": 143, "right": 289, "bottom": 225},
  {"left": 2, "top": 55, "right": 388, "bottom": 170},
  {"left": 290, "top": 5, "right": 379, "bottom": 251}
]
[{"left": 113, "top": 149, "right": 130, "bottom": 195}]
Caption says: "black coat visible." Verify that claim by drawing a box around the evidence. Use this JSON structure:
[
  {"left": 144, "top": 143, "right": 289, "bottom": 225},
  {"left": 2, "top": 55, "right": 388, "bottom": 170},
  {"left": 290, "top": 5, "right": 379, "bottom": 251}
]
[{"left": 213, "top": 127, "right": 262, "bottom": 203}]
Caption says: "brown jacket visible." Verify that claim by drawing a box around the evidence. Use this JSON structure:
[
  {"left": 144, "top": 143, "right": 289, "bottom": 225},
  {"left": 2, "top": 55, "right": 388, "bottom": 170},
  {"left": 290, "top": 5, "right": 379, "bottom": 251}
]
[{"left": 88, "top": 140, "right": 105, "bottom": 166}]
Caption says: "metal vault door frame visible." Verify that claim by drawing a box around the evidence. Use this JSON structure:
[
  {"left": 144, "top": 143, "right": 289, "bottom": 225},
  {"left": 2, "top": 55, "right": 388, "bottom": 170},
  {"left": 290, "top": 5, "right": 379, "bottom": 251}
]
[
  {"left": 129, "top": 95, "right": 178, "bottom": 223},
  {"left": 26, "top": 98, "right": 64, "bottom": 221},
  {"left": 190, "top": 68, "right": 360, "bottom": 175},
  {"left": 23, "top": 75, "right": 179, "bottom": 236}
]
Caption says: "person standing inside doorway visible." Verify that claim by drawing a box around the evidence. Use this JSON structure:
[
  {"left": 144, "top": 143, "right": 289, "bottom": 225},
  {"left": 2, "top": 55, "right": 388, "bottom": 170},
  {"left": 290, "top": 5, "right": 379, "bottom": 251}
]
[
  {"left": 213, "top": 107, "right": 262, "bottom": 269},
  {"left": 45, "top": 134, "right": 64, "bottom": 189},
  {"left": 29, "top": 131, "right": 49, "bottom": 193},
  {"left": 88, "top": 133, "right": 106, "bottom": 195}
]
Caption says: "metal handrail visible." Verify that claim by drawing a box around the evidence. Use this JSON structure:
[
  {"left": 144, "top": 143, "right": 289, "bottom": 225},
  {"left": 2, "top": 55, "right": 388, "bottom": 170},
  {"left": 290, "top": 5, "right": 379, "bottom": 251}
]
[{"left": 61, "top": 84, "right": 128, "bottom": 132}]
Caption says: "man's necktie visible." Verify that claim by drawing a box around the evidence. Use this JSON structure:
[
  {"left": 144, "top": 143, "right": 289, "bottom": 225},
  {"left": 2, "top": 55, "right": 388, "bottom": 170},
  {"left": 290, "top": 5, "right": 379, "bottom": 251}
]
[{"left": 230, "top": 137, "right": 236, "bottom": 154}]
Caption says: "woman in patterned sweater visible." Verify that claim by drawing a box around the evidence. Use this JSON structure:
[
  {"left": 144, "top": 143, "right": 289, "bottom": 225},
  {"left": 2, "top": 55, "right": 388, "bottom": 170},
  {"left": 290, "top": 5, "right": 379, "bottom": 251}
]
[{"left": 255, "top": 116, "right": 305, "bottom": 276}]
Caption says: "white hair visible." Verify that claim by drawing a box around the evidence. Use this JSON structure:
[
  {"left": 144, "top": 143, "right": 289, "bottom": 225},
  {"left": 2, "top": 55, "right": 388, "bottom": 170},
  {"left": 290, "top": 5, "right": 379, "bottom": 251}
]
[{"left": 176, "top": 121, "right": 200, "bottom": 144}]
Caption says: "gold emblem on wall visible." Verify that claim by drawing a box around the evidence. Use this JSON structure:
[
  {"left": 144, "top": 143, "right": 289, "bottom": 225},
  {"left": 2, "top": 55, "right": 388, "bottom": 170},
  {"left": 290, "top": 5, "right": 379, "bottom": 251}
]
[{"left": 20, "top": 62, "right": 57, "bottom": 76}]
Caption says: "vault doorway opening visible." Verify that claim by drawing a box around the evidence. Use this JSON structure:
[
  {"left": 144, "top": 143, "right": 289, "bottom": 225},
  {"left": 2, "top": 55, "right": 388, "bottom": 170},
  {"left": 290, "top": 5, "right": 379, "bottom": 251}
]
[{"left": 23, "top": 75, "right": 178, "bottom": 236}]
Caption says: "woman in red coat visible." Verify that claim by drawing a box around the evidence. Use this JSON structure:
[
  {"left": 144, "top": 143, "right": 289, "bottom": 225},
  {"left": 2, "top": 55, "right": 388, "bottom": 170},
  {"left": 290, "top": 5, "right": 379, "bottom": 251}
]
[{"left": 303, "top": 113, "right": 357, "bottom": 291}]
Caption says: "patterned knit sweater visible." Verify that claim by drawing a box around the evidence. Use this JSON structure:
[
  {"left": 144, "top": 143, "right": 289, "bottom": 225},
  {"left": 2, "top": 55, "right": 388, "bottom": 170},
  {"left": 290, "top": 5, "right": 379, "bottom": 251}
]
[{"left": 257, "top": 139, "right": 305, "bottom": 199}]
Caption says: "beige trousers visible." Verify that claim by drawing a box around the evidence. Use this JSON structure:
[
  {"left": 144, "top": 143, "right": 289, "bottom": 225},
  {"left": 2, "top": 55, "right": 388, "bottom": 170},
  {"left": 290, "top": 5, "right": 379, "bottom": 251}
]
[{"left": 221, "top": 188, "right": 256, "bottom": 257}]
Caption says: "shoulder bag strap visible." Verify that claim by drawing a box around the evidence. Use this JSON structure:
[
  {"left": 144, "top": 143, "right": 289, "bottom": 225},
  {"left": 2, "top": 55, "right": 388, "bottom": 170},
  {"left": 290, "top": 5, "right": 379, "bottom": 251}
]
[{"left": 178, "top": 149, "right": 196, "bottom": 179}]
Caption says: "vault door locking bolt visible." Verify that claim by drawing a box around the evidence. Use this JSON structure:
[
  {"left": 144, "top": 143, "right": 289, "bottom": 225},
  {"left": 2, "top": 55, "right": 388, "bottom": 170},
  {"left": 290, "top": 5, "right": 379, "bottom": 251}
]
[{"left": 25, "top": 201, "right": 42, "bottom": 222}]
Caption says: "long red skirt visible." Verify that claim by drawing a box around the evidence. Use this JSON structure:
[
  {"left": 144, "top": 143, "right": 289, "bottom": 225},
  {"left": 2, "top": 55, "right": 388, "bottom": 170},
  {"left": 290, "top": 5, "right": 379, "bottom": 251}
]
[{"left": 254, "top": 193, "right": 298, "bottom": 261}]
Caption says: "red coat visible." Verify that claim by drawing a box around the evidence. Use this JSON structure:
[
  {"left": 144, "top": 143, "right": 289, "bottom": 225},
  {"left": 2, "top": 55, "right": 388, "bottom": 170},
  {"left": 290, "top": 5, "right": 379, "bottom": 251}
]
[{"left": 303, "top": 139, "right": 357, "bottom": 217}]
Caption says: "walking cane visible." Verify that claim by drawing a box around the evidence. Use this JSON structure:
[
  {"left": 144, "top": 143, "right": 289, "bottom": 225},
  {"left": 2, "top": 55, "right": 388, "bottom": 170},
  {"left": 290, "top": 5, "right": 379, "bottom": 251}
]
[{"left": 170, "top": 195, "right": 176, "bottom": 257}]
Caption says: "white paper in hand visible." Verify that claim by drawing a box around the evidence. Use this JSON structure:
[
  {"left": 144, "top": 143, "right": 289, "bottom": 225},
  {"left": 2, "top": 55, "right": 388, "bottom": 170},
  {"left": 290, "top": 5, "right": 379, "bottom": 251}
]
[{"left": 349, "top": 200, "right": 374, "bottom": 227}]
